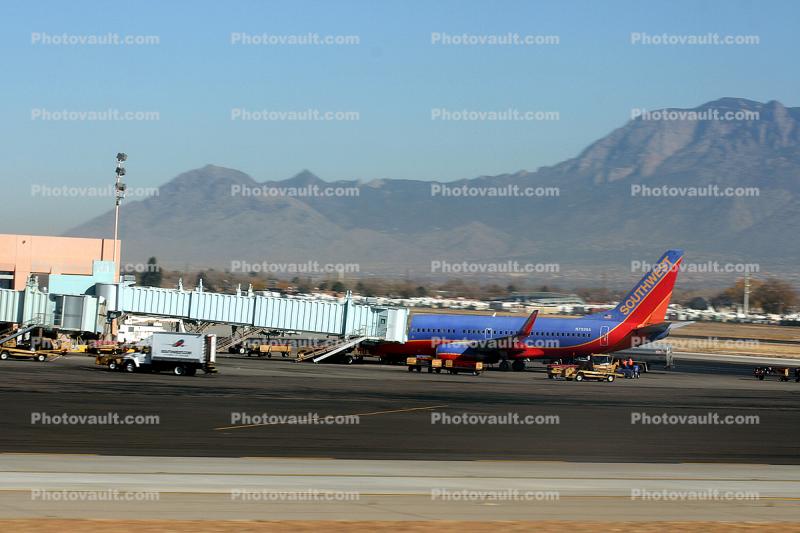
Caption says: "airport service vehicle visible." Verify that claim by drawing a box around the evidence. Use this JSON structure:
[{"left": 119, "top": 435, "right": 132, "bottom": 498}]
[
  {"left": 547, "top": 354, "right": 640, "bottom": 379},
  {"left": 230, "top": 341, "right": 292, "bottom": 357},
  {"left": 406, "top": 355, "right": 483, "bottom": 375},
  {"left": 95, "top": 352, "right": 123, "bottom": 369},
  {"left": 753, "top": 366, "right": 800, "bottom": 382},
  {"left": 548, "top": 355, "right": 607, "bottom": 378},
  {"left": 620, "top": 358, "right": 649, "bottom": 373},
  {"left": 407, "top": 355, "right": 436, "bottom": 373},
  {"left": 367, "top": 249, "right": 687, "bottom": 371},
  {"left": 546, "top": 362, "right": 579, "bottom": 379},
  {"left": 99, "top": 332, "right": 217, "bottom": 376},
  {"left": 0, "top": 346, "right": 58, "bottom": 362},
  {"left": 88, "top": 340, "right": 130, "bottom": 355},
  {"left": 549, "top": 358, "right": 622, "bottom": 382},
  {"left": 116, "top": 316, "right": 182, "bottom": 344},
  {"left": 0, "top": 337, "right": 68, "bottom": 362}
]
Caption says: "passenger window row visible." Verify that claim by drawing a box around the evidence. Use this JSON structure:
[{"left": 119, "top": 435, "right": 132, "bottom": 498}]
[{"left": 410, "top": 328, "right": 593, "bottom": 338}]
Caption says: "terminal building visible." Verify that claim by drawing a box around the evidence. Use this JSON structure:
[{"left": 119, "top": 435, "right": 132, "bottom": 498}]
[
  {"left": 0, "top": 234, "right": 119, "bottom": 291},
  {"left": 0, "top": 233, "right": 408, "bottom": 352}
]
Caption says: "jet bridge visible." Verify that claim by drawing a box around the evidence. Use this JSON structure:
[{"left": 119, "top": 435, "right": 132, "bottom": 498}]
[
  {"left": 0, "top": 280, "right": 408, "bottom": 344},
  {"left": 101, "top": 283, "right": 408, "bottom": 342}
]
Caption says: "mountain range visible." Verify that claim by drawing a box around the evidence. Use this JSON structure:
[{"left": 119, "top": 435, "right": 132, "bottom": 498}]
[{"left": 67, "top": 98, "right": 800, "bottom": 288}]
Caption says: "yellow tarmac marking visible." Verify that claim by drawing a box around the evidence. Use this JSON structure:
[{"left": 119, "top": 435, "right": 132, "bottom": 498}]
[{"left": 214, "top": 404, "right": 449, "bottom": 431}]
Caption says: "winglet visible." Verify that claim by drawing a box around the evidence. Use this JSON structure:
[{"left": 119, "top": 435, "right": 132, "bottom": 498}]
[{"left": 517, "top": 310, "right": 538, "bottom": 338}]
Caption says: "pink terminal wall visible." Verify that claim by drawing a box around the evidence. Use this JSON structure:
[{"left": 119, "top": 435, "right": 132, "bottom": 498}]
[{"left": 0, "top": 234, "right": 120, "bottom": 290}]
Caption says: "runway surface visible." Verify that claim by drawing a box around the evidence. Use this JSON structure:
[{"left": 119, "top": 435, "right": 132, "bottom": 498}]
[
  {"left": 1, "top": 455, "right": 799, "bottom": 521},
  {"left": 0, "top": 355, "right": 798, "bottom": 463}
]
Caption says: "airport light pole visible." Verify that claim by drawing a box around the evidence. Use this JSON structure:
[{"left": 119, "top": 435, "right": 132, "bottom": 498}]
[
  {"left": 113, "top": 153, "right": 127, "bottom": 268},
  {"left": 743, "top": 271, "right": 750, "bottom": 317}
]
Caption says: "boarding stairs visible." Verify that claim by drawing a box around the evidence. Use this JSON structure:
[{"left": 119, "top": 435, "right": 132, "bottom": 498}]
[
  {"left": 216, "top": 326, "right": 273, "bottom": 353},
  {"left": 296, "top": 333, "right": 370, "bottom": 363},
  {"left": 0, "top": 314, "right": 50, "bottom": 347}
]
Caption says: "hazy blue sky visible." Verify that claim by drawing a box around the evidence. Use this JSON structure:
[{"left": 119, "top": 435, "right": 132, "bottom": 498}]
[{"left": 1, "top": 0, "right": 796, "bottom": 232}]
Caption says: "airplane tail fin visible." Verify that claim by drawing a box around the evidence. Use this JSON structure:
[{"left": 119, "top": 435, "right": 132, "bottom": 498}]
[
  {"left": 517, "top": 310, "right": 538, "bottom": 338},
  {"left": 591, "top": 250, "right": 684, "bottom": 326}
]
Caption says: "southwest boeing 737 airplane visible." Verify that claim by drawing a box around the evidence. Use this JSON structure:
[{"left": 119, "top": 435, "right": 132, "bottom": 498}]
[{"left": 367, "top": 249, "right": 685, "bottom": 370}]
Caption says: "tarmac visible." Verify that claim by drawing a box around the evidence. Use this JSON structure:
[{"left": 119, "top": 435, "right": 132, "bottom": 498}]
[
  {"left": 0, "top": 354, "right": 798, "bottom": 521},
  {"left": 0, "top": 355, "right": 797, "bottom": 462}
]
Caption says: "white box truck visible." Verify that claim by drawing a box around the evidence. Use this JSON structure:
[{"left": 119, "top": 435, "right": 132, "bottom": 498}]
[{"left": 113, "top": 332, "right": 217, "bottom": 376}]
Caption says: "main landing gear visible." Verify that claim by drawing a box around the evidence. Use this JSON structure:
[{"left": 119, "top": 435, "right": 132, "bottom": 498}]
[{"left": 498, "top": 359, "right": 526, "bottom": 372}]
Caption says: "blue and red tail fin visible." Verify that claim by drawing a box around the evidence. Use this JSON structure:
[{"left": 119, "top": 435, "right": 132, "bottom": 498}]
[
  {"left": 517, "top": 310, "right": 538, "bottom": 338},
  {"left": 589, "top": 250, "right": 684, "bottom": 325}
]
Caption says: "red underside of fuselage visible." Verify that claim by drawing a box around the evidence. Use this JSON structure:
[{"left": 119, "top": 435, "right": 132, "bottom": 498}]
[{"left": 366, "top": 323, "right": 639, "bottom": 362}]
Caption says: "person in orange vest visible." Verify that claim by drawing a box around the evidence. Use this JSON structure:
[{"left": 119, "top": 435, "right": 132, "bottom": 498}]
[{"left": 619, "top": 357, "right": 629, "bottom": 378}]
